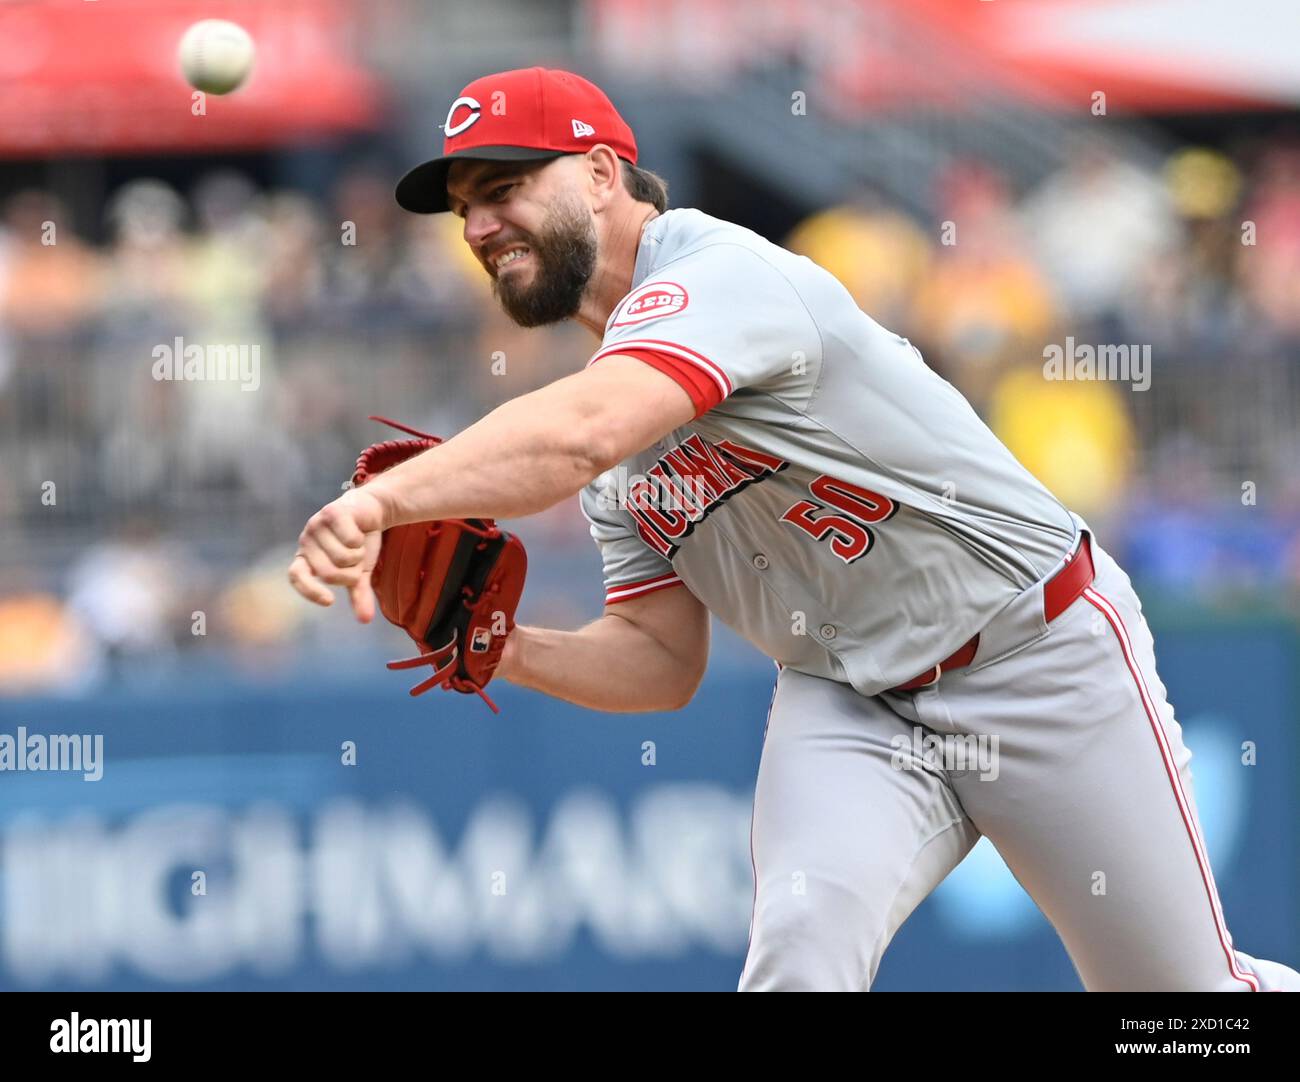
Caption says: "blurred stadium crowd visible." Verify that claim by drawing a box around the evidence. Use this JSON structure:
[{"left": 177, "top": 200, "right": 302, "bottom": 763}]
[{"left": 2, "top": 137, "right": 1299, "bottom": 694}]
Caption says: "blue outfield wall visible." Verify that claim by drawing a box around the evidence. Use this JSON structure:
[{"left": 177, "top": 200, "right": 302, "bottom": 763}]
[{"left": 0, "top": 617, "right": 1295, "bottom": 992}]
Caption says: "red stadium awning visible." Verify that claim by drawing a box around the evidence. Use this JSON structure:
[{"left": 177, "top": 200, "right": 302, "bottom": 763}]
[
  {"left": 893, "top": 0, "right": 1300, "bottom": 114},
  {"left": 589, "top": 0, "right": 1300, "bottom": 115},
  {"left": 0, "top": 0, "right": 383, "bottom": 155}
]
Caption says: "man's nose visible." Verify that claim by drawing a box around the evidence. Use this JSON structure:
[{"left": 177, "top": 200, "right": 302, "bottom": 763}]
[{"left": 463, "top": 206, "right": 502, "bottom": 253}]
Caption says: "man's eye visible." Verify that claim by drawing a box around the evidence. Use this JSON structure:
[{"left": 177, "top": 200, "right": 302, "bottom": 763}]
[{"left": 490, "top": 184, "right": 514, "bottom": 202}]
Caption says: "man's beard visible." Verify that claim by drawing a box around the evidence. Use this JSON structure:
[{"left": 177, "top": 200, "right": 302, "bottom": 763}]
[{"left": 491, "top": 196, "right": 597, "bottom": 328}]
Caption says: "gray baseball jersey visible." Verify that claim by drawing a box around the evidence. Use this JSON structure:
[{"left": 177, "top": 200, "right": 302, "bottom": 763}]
[
  {"left": 581, "top": 208, "right": 1076, "bottom": 695},
  {"left": 573, "top": 207, "right": 1299, "bottom": 992}
]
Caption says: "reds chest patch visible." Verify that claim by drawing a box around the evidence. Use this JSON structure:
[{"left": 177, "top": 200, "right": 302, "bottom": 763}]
[{"left": 612, "top": 281, "right": 689, "bottom": 326}]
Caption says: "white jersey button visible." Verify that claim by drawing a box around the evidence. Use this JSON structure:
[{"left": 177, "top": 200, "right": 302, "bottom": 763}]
[
  {"left": 819, "top": 623, "right": 837, "bottom": 640},
  {"left": 752, "top": 553, "right": 770, "bottom": 570}
]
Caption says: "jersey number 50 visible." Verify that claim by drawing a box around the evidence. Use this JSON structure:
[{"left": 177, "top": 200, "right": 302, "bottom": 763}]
[{"left": 780, "top": 475, "right": 897, "bottom": 564}]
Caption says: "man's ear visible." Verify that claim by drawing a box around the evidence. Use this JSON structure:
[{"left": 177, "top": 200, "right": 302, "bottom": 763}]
[{"left": 586, "top": 144, "right": 623, "bottom": 211}]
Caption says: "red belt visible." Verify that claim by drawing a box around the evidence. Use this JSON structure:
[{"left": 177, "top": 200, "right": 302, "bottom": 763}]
[{"left": 890, "top": 533, "right": 1095, "bottom": 692}]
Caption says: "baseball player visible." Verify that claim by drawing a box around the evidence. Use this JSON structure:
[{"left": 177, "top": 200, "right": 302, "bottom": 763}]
[{"left": 289, "top": 68, "right": 1300, "bottom": 992}]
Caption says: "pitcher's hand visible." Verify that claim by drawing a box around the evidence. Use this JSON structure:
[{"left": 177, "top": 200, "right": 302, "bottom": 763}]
[{"left": 288, "top": 488, "right": 387, "bottom": 622}]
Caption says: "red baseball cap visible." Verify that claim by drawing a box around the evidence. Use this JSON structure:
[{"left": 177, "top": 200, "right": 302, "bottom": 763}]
[{"left": 395, "top": 67, "right": 638, "bottom": 214}]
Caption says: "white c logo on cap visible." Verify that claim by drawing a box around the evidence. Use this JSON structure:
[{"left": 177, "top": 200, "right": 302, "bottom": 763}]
[{"left": 444, "top": 96, "right": 481, "bottom": 138}]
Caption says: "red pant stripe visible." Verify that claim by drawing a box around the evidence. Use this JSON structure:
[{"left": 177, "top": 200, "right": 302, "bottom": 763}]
[{"left": 1084, "top": 586, "right": 1258, "bottom": 991}]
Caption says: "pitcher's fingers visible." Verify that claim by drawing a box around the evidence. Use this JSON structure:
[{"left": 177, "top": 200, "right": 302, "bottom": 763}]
[
  {"left": 287, "top": 554, "right": 334, "bottom": 606},
  {"left": 304, "top": 523, "right": 365, "bottom": 568},
  {"left": 349, "top": 573, "right": 376, "bottom": 624},
  {"left": 298, "top": 538, "right": 365, "bottom": 586},
  {"left": 315, "top": 503, "right": 368, "bottom": 548}
]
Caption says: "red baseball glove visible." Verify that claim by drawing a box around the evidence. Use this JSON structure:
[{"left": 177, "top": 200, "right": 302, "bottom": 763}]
[{"left": 349, "top": 417, "right": 527, "bottom": 713}]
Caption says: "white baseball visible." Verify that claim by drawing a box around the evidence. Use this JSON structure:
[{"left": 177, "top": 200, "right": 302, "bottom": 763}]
[{"left": 178, "top": 19, "right": 255, "bottom": 96}]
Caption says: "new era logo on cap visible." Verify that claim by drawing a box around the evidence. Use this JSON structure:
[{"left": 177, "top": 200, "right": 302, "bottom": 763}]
[{"left": 395, "top": 67, "right": 639, "bottom": 214}]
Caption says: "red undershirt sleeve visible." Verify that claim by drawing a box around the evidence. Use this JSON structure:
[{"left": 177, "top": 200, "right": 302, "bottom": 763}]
[{"left": 587, "top": 345, "right": 729, "bottom": 419}]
